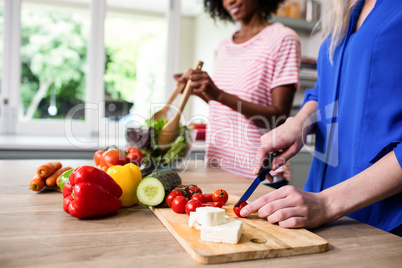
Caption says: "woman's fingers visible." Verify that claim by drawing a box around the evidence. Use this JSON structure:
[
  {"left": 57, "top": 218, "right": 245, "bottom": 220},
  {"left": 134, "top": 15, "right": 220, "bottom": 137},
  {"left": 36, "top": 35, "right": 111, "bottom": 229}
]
[
  {"left": 253, "top": 186, "right": 302, "bottom": 218},
  {"left": 191, "top": 80, "right": 206, "bottom": 90},
  {"left": 266, "top": 207, "right": 305, "bottom": 224},
  {"left": 253, "top": 143, "right": 290, "bottom": 174},
  {"left": 277, "top": 216, "right": 306, "bottom": 228},
  {"left": 246, "top": 198, "right": 308, "bottom": 228},
  {"left": 271, "top": 144, "right": 299, "bottom": 170},
  {"left": 254, "top": 117, "right": 305, "bottom": 173},
  {"left": 241, "top": 186, "right": 329, "bottom": 229},
  {"left": 173, "top": 73, "right": 185, "bottom": 82},
  {"left": 240, "top": 186, "right": 289, "bottom": 216},
  {"left": 254, "top": 130, "right": 287, "bottom": 174},
  {"left": 254, "top": 143, "right": 272, "bottom": 175},
  {"left": 189, "top": 71, "right": 209, "bottom": 89},
  {"left": 188, "top": 70, "right": 207, "bottom": 81}
]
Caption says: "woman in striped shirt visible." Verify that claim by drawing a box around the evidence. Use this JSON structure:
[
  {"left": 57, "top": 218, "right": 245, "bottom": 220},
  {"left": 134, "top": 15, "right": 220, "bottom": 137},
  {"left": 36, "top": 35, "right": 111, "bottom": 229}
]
[{"left": 182, "top": 0, "right": 301, "bottom": 187}]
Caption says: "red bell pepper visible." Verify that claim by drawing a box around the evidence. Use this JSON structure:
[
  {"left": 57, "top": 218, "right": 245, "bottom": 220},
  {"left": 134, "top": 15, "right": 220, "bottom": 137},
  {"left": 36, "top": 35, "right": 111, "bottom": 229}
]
[{"left": 62, "top": 166, "right": 122, "bottom": 219}]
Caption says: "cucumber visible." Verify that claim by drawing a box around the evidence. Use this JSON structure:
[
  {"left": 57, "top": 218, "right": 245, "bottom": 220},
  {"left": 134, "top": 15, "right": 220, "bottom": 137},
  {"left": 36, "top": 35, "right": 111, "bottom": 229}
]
[
  {"left": 137, "top": 177, "right": 165, "bottom": 206},
  {"left": 137, "top": 170, "right": 182, "bottom": 206}
]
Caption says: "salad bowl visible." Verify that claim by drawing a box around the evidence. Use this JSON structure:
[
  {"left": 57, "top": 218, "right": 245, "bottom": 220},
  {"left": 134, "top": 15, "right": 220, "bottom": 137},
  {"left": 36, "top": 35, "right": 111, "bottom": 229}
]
[{"left": 125, "top": 121, "right": 196, "bottom": 171}]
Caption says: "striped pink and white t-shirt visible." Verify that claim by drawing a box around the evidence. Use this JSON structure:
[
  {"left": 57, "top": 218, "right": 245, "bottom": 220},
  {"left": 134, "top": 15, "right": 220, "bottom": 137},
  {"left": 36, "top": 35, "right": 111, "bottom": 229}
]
[{"left": 205, "top": 23, "right": 301, "bottom": 180}]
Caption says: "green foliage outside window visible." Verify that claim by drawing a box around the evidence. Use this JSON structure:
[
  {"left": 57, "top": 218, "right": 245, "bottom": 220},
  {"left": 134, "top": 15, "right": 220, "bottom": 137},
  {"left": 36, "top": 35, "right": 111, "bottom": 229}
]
[
  {"left": 20, "top": 6, "right": 164, "bottom": 120},
  {"left": 20, "top": 8, "right": 88, "bottom": 120}
]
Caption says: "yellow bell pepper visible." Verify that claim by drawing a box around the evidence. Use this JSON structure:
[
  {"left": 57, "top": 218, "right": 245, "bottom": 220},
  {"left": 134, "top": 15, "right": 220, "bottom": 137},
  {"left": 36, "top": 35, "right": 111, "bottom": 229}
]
[{"left": 107, "top": 163, "right": 142, "bottom": 207}]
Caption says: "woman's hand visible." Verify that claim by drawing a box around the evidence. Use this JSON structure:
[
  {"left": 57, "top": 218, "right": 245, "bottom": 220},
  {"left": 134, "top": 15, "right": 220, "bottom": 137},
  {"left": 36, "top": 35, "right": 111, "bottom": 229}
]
[
  {"left": 254, "top": 117, "right": 306, "bottom": 176},
  {"left": 240, "top": 185, "right": 330, "bottom": 229},
  {"left": 254, "top": 101, "right": 318, "bottom": 176},
  {"left": 173, "top": 69, "right": 220, "bottom": 102},
  {"left": 243, "top": 150, "right": 402, "bottom": 230},
  {"left": 173, "top": 70, "right": 188, "bottom": 85},
  {"left": 188, "top": 69, "right": 222, "bottom": 102}
]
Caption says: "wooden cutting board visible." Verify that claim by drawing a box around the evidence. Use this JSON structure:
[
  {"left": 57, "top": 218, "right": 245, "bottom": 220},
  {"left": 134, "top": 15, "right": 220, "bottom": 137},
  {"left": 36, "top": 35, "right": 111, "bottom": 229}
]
[{"left": 150, "top": 195, "right": 328, "bottom": 264}]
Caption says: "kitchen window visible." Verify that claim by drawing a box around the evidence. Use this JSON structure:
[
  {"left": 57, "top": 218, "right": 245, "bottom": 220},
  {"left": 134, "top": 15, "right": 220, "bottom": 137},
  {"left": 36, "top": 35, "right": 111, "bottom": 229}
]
[
  {"left": 0, "top": 0, "right": 3, "bottom": 114},
  {"left": 104, "top": 5, "right": 167, "bottom": 122},
  {"left": 20, "top": 1, "right": 90, "bottom": 122}
]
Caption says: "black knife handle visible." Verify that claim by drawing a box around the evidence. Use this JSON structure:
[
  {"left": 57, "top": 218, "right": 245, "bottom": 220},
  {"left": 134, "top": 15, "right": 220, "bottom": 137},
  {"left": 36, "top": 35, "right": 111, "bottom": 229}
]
[{"left": 257, "top": 151, "right": 280, "bottom": 181}]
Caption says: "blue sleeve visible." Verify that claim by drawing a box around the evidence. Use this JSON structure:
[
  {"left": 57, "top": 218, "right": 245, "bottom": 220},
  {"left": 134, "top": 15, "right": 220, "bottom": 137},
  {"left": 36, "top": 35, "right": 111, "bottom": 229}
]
[
  {"left": 367, "top": 9, "right": 402, "bottom": 168},
  {"left": 302, "top": 86, "right": 318, "bottom": 106},
  {"left": 370, "top": 142, "right": 402, "bottom": 168},
  {"left": 394, "top": 144, "right": 402, "bottom": 168}
]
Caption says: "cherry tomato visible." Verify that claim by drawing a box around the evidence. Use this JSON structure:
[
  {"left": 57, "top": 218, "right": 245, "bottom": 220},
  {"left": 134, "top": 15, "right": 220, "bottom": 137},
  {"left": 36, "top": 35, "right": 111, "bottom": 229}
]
[
  {"left": 174, "top": 185, "right": 188, "bottom": 197},
  {"left": 165, "top": 190, "right": 184, "bottom": 208},
  {"left": 185, "top": 199, "right": 202, "bottom": 215},
  {"left": 99, "top": 149, "right": 126, "bottom": 169},
  {"left": 94, "top": 150, "right": 104, "bottom": 166},
  {"left": 233, "top": 201, "right": 248, "bottom": 218},
  {"left": 191, "top": 193, "right": 207, "bottom": 204},
  {"left": 204, "top": 193, "right": 213, "bottom": 202},
  {"left": 202, "top": 202, "right": 224, "bottom": 208},
  {"left": 212, "top": 189, "right": 229, "bottom": 204},
  {"left": 125, "top": 147, "right": 143, "bottom": 166},
  {"left": 186, "top": 185, "right": 202, "bottom": 198},
  {"left": 171, "top": 196, "right": 188, "bottom": 214},
  {"left": 100, "top": 165, "right": 109, "bottom": 172}
]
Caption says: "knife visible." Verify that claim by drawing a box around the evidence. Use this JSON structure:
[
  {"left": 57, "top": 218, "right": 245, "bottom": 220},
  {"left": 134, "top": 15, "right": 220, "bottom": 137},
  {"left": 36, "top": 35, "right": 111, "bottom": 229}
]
[{"left": 234, "top": 151, "right": 280, "bottom": 207}]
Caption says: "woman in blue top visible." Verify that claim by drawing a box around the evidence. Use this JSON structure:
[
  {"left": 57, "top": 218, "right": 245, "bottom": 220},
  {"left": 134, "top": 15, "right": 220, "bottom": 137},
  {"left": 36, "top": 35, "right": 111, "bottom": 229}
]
[{"left": 240, "top": 0, "right": 402, "bottom": 236}]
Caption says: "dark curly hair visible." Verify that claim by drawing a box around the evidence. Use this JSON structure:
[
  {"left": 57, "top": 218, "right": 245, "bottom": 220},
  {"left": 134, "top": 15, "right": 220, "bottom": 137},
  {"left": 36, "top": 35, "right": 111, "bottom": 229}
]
[{"left": 203, "top": 0, "right": 286, "bottom": 23}]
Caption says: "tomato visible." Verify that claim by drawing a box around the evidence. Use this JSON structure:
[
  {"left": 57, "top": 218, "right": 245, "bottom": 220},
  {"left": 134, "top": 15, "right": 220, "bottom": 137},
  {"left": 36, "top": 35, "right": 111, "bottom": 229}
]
[
  {"left": 171, "top": 196, "right": 188, "bottom": 214},
  {"left": 204, "top": 193, "right": 213, "bottom": 202},
  {"left": 202, "top": 202, "right": 224, "bottom": 208},
  {"left": 185, "top": 199, "right": 202, "bottom": 215},
  {"left": 173, "top": 185, "right": 187, "bottom": 197},
  {"left": 100, "top": 165, "right": 109, "bottom": 172},
  {"left": 191, "top": 193, "right": 207, "bottom": 204},
  {"left": 125, "top": 147, "right": 143, "bottom": 166},
  {"left": 165, "top": 190, "right": 184, "bottom": 208},
  {"left": 186, "top": 185, "right": 202, "bottom": 198},
  {"left": 175, "top": 184, "right": 187, "bottom": 189},
  {"left": 212, "top": 189, "right": 229, "bottom": 204},
  {"left": 233, "top": 201, "right": 248, "bottom": 218},
  {"left": 94, "top": 150, "right": 104, "bottom": 166},
  {"left": 99, "top": 149, "right": 126, "bottom": 169}
]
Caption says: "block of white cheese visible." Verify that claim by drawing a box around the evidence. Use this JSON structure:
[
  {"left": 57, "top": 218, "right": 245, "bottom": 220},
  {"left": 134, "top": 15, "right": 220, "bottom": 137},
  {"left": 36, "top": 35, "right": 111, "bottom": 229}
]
[
  {"left": 199, "top": 219, "right": 243, "bottom": 244},
  {"left": 188, "top": 207, "right": 226, "bottom": 227},
  {"left": 188, "top": 211, "right": 199, "bottom": 228},
  {"left": 188, "top": 207, "right": 243, "bottom": 244}
]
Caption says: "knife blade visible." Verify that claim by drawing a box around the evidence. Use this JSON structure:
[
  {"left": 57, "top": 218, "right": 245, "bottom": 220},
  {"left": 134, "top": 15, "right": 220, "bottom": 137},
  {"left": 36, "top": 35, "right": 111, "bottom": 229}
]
[{"left": 234, "top": 151, "right": 280, "bottom": 207}]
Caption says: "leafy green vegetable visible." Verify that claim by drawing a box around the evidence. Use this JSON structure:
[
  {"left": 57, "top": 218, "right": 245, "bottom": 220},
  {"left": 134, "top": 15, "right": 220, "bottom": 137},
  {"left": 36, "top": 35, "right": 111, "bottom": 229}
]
[
  {"left": 136, "top": 119, "right": 193, "bottom": 169},
  {"left": 143, "top": 118, "right": 169, "bottom": 132},
  {"left": 162, "top": 136, "right": 187, "bottom": 164}
]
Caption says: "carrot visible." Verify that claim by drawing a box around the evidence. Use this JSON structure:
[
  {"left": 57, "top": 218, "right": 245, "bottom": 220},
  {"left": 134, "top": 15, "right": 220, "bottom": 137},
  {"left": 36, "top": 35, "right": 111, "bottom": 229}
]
[
  {"left": 55, "top": 166, "right": 72, "bottom": 187},
  {"left": 37, "top": 162, "right": 62, "bottom": 178},
  {"left": 46, "top": 166, "right": 72, "bottom": 187},
  {"left": 29, "top": 175, "right": 45, "bottom": 191}
]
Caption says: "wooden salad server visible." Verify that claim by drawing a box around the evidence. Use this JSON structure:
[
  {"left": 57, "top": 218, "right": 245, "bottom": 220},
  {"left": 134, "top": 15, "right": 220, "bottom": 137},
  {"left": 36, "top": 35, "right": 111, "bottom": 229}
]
[
  {"left": 150, "top": 69, "right": 191, "bottom": 121},
  {"left": 157, "top": 60, "right": 203, "bottom": 148}
]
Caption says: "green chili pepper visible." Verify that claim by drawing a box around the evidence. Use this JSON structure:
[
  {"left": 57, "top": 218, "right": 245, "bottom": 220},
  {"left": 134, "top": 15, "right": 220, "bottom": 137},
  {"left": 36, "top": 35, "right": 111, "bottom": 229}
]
[{"left": 59, "top": 169, "right": 73, "bottom": 192}]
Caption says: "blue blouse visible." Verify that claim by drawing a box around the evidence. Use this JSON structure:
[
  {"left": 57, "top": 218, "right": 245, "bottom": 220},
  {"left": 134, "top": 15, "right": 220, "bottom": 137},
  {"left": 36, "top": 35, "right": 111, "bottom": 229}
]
[{"left": 302, "top": 0, "right": 402, "bottom": 232}]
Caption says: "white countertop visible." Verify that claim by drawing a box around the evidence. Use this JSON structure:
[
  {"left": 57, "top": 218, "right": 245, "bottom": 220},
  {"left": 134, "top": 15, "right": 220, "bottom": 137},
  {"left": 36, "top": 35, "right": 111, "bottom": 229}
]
[
  {"left": 0, "top": 135, "right": 126, "bottom": 151},
  {"left": 0, "top": 135, "right": 207, "bottom": 152},
  {"left": 0, "top": 134, "right": 312, "bottom": 154}
]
